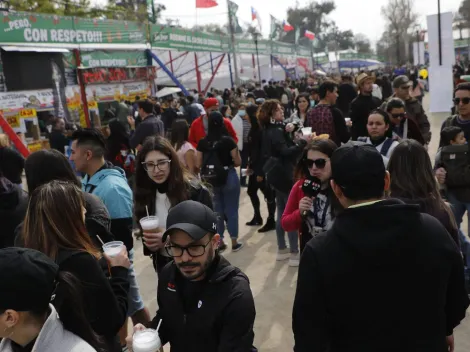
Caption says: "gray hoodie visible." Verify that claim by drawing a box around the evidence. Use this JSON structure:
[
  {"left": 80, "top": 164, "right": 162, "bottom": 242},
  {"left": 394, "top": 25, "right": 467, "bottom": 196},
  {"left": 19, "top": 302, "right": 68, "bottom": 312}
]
[{"left": 0, "top": 305, "right": 96, "bottom": 352}]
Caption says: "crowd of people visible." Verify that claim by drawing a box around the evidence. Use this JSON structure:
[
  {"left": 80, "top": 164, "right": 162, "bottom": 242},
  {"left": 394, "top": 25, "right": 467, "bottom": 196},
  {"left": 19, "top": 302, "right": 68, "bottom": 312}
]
[{"left": 0, "top": 67, "right": 470, "bottom": 352}]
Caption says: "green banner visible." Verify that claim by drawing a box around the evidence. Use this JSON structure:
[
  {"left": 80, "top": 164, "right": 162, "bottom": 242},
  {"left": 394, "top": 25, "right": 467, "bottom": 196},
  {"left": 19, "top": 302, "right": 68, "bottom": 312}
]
[
  {"left": 63, "top": 51, "right": 147, "bottom": 68},
  {"left": 0, "top": 12, "right": 146, "bottom": 45},
  {"left": 151, "top": 27, "right": 230, "bottom": 52}
]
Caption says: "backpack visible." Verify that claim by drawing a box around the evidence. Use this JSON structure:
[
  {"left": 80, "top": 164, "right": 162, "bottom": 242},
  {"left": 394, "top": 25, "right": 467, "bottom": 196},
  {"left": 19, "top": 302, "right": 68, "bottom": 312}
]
[
  {"left": 200, "top": 142, "right": 229, "bottom": 187},
  {"left": 440, "top": 144, "right": 470, "bottom": 181},
  {"left": 358, "top": 137, "right": 394, "bottom": 157},
  {"left": 305, "top": 105, "right": 337, "bottom": 141}
]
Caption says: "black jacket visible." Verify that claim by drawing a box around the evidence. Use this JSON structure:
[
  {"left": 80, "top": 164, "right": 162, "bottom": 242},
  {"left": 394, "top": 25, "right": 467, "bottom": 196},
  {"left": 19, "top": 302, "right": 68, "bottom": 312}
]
[
  {"left": 246, "top": 126, "right": 264, "bottom": 177},
  {"left": 293, "top": 199, "right": 469, "bottom": 352},
  {"left": 0, "top": 146, "right": 25, "bottom": 185},
  {"left": 336, "top": 83, "right": 357, "bottom": 117},
  {"left": 0, "top": 179, "right": 28, "bottom": 249},
  {"left": 129, "top": 115, "right": 164, "bottom": 149},
  {"left": 149, "top": 255, "right": 256, "bottom": 352},
  {"left": 349, "top": 94, "right": 382, "bottom": 140},
  {"left": 49, "top": 130, "right": 69, "bottom": 154}
]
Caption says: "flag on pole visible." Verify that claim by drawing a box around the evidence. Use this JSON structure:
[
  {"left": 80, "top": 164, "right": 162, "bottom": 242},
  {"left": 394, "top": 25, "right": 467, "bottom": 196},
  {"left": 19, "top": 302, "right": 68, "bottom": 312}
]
[
  {"left": 196, "top": 0, "right": 218, "bottom": 8},
  {"left": 270, "top": 15, "right": 282, "bottom": 39},
  {"left": 283, "top": 20, "right": 294, "bottom": 32},
  {"left": 228, "top": 0, "right": 243, "bottom": 34},
  {"left": 294, "top": 27, "right": 300, "bottom": 44},
  {"left": 147, "top": 0, "right": 156, "bottom": 23},
  {"left": 304, "top": 30, "right": 315, "bottom": 40},
  {"left": 251, "top": 6, "right": 258, "bottom": 21}
]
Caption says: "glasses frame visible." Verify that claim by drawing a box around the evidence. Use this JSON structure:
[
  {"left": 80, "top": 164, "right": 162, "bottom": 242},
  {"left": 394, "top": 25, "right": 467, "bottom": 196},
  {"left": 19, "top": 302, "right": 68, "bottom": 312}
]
[
  {"left": 165, "top": 238, "right": 212, "bottom": 258},
  {"left": 453, "top": 97, "right": 470, "bottom": 105},
  {"left": 391, "top": 113, "right": 406, "bottom": 119},
  {"left": 141, "top": 159, "right": 171, "bottom": 172},
  {"left": 304, "top": 158, "right": 329, "bottom": 169}
]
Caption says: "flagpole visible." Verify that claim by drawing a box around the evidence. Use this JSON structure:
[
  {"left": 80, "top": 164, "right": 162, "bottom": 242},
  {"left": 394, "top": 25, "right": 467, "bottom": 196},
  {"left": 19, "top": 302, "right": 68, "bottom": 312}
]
[{"left": 227, "top": 0, "right": 239, "bottom": 87}]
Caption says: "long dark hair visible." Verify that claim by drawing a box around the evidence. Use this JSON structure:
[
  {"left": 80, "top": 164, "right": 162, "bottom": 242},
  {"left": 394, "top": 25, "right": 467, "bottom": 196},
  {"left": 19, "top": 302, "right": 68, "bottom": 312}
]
[
  {"left": 134, "top": 136, "right": 195, "bottom": 222},
  {"left": 246, "top": 104, "right": 260, "bottom": 133},
  {"left": 25, "top": 149, "right": 80, "bottom": 195},
  {"left": 206, "top": 111, "right": 229, "bottom": 142},
  {"left": 170, "top": 119, "right": 190, "bottom": 151},
  {"left": 388, "top": 139, "right": 456, "bottom": 228},
  {"left": 294, "top": 139, "right": 337, "bottom": 180},
  {"left": 107, "top": 119, "right": 130, "bottom": 147},
  {"left": 294, "top": 93, "right": 311, "bottom": 114}
]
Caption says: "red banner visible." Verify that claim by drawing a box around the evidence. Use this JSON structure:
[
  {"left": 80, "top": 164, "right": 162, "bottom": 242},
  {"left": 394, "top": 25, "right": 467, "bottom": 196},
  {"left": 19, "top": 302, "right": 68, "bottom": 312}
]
[{"left": 81, "top": 67, "right": 156, "bottom": 84}]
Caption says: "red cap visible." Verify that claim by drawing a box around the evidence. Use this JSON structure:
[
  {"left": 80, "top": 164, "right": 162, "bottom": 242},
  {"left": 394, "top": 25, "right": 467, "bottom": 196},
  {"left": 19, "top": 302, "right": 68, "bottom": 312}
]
[{"left": 203, "top": 98, "right": 219, "bottom": 110}]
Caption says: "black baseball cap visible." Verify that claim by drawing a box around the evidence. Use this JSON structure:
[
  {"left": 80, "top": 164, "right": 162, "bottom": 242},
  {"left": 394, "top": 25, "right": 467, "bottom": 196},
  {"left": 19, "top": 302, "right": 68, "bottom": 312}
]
[
  {"left": 393, "top": 75, "right": 412, "bottom": 88},
  {"left": 331, "top": 142, "right": 386, "bottom": 200},
  {"left": 163, "top": 200, "right": 218, "bottom": 242},
  {"left": 0, "top": 248, "right": 59, "bottom": 311}
]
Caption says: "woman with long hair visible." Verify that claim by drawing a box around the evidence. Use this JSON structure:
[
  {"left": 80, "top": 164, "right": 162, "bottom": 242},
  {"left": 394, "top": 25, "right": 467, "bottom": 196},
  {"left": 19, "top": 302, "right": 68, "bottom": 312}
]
[
  {"left": 388, "top": 139, "right": 459, "bottom": 246},
  {"left": 357, "top": 110, "right": 399, "bottom": 167},
  {"left": 245, "top": 104, "right": 276, "bottom": 231},
  {"left": 134, "top": 135, "right": 212, "bottom": 273},
  {"left": 22, "top": 180, "right": 130, "bottom": 352},
  {"left": 0, "top": 133, "right": 24, "bottom": 187},
  {"left": 220, "top": 105, "right": 233, "bottom": 120},
  {"left": 105, "top": 119, "right": 134, "bottom": 179},
  {"left": 0, "top": 247, "right": 100, "bottom": 351},
  {"left": 196, "top": 111, "right": 242, "bottom": 252},
  {"left": 23, "top": 149, "right": 114, "bottom": 246},
  {"left": 170, "top": 119, "right": 197, "bottom": 174},
  {"left": 259, "top": 99, "right": 309, "bottom": 265},
  {"left": 285, "top": 93, "right": 311, "bottom": 128},
  {"left": 282, "top": 139, "right": 338, "bottom": 257}
]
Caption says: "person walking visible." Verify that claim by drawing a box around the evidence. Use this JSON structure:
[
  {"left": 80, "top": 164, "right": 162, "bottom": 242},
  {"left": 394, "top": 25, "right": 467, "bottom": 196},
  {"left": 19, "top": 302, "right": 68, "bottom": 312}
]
[
  {"left": 246, "top": 104, "right": 276, "bottom": 232},
  {"left": 127, "top": 99, "right": 164, "bottom": 151},
  {"left": 106, "top": 119, "right": 134, "bottom": 179},
  {"left": 134, "top": 135, "right": 212, "bottom": 273},
  {"left": 337, "top": 75, "right": 357, "bottom": 118},
  {"left": 22, "top": 180, "right": 131, "bottom": 351},
  {"left": 171, "top": 119, "right": 197, "bottom": 174},
  {"left": 293, "top": 143, "right": 469, "bottom": 352},
  {"left": 0, "top": 248, "right": 99, "bottom": 351},
  {"left": 285, "top": 93, "right": 311, "bottom": 130},
  {"left": 116, "top": 99, "right": 131, "bottom": 132},
  {"left": 282, "top": 139, "right": 338, "bottom": 260},
  {"left": 231, "top": 103, "right": 250, "bottom": 186},
  {"left": 197, "top": 112, "right": 243, "bottom": 252},
  {"left": 127, "top": 201, "right": 256, "bottom": 352},
  {"left": 349, "top": 73, "right": 382, "bottom": 140},
  {"left": 0, "top": 134, "right": 24, "bottom": 187},
  {"left": 70, "top": 129, "right": 150, "bottom": 347},
  {"left": 48, "top": 117, "right": 69, "bottom": 154},
  {"left": 259, "top": 100, "right": 308, "bottom": 261},
  {"left": 305, "top": 81, "right": 350, "bottom": 146}
]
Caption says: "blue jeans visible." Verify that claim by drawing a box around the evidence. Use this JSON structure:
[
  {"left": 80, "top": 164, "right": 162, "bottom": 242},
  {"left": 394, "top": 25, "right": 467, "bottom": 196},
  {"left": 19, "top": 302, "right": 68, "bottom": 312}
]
[
  {"left": 213, "top": 168, "right": 240, "bottom": 239},
  {"left": 447, "top": 192, "right": 470, "bottom": 271},
  {"left": 276, "top": 191, "right": 299, "bottom": 253},
  {"left": 127, "top": 249, "right": 145, "bottom": 317}
]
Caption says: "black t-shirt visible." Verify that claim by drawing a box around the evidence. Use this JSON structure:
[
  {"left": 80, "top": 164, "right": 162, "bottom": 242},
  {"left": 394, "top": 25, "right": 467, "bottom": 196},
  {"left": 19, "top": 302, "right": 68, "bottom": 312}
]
[
  {"left": 197, "top": 136, "right": 237, "bottom": 167},
  {"left": 11, "top": 338, "right": 36, "bottom": 352}
]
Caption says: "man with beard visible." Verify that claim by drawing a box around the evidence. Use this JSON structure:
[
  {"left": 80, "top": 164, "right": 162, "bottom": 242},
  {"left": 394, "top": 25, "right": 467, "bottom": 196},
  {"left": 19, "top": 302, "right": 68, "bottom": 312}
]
[
  {"left": 349, "top": 73, "right": 382, "bottom": 140},
  {"left": 128, "top": 200, "right": 256, "bottom": 352}
]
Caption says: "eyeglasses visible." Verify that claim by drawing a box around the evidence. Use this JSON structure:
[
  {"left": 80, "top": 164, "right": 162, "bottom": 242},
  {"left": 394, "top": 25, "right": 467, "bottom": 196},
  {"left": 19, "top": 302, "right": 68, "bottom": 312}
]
[
  {"left": 165, "top": 238, "right": 212, "bottom": 258},
  {"left": 141, "top": 160, "right": 171, "bottom": 172},
  {"left": 391, "top": 113, "right": 406, "bottom": 119},
  {"left": 304, "top": 158, "right": 328, "bottom": 169},
  {"left": 453, "top": 97, "right": 470, "bottom": 105}
]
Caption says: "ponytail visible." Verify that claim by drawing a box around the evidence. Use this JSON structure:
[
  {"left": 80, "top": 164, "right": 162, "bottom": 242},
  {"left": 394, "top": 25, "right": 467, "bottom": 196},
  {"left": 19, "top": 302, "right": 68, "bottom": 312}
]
[{"left": 53, "top": 271, "right": 106, "bottom": 352}]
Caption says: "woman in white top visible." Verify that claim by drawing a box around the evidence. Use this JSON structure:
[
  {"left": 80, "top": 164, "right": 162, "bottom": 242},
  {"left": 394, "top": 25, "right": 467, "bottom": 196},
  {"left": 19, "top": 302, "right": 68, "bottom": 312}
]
[
  {"left": 358, "top": 109, "right": 399, "bottom": 167},
  {"left": 134, "top": 136, "right": 212, "bottom": 274},
  {"left": 171, "top": 119, "right": 197, "bottom": 175}
]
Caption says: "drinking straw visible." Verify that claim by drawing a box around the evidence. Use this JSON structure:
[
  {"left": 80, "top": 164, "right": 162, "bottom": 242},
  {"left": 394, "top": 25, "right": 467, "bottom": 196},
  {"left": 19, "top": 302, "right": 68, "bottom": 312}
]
[
  {"left": 96, "top": 235, "right": 105, "bottom": 246},
  {"left": 156, "top": 319, "right": 162, "bottom": 333},
  {"left": 146, "top": 205, "right": 150, "bottom": 218}
]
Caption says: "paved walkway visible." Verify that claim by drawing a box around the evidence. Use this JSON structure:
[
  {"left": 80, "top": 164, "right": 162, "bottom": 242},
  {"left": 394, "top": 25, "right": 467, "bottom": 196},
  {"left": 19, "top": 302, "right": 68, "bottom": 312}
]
[{"left": 132, "top": 95, "right": 470, "bottom": 351}]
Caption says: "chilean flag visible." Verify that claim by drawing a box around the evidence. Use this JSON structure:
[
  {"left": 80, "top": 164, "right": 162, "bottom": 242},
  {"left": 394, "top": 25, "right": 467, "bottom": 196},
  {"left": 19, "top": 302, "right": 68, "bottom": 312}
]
[
  {"left": 304, "top": 30, "right": 315, "bottom": 40},
  {"left": 251, "top": 7, "right": 258, "bottom": 21},
  {"left": 196, "top": 0, "right": 218, "bottom": 8},
  {"left": 283, "top": 20, "right": 294, "bottom": 32}
]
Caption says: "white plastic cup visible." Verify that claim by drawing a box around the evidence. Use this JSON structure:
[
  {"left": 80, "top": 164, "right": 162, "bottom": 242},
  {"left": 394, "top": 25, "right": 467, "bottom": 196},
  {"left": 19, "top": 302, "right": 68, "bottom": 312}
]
[
  {"left": 132, "top": 329, "right": 161, "bottom": 352},
  {"left": 345, "top": 117, "right": 351, "bottom": 123},
  {"left": 301, "top": 127, "right": 312, "bottom": 136},
  {"left": 140, "top": 216, "right": 159, "bottom": 233},
  {"left": 241, "top": 168, "right": 247, "bottom": 177},
  {"left": 102, "top": 241, "right": 124, "bottom": 257}
]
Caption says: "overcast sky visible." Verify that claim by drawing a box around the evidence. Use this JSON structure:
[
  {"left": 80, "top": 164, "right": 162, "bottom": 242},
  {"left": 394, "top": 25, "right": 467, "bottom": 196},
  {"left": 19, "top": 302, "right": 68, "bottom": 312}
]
[{"left": 146, "top": 0, "right": 463, "bottom": 41}]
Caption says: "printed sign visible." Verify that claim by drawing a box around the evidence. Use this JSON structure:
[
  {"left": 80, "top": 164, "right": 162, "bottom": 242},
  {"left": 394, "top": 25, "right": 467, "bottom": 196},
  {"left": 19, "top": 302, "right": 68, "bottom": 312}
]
[
  {"left": 19, "top": 108, "right": 37, "bottom": 118},
  {"left": 0, "top": 90, "right": 54, "bottom": 111},
  {"left": 6, "top": 114, "right": 20, "bottom": 128}
]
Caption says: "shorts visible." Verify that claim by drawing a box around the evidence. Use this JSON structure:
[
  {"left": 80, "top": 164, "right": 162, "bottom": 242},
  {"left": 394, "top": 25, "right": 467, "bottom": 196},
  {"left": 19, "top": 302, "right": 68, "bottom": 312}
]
[{"left": 127, "top": 249, "right": 145, "bottom": 317}]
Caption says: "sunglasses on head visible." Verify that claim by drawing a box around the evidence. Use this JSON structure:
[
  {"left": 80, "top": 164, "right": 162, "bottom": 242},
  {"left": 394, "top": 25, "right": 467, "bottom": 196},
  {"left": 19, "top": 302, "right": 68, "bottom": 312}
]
[
  {"left": 453, "top": 97, "right": 470, "bottom": 105},
  {"left": 304, "top": 158, "right": 328, "bottom": 169},
  {"left": 391, "top": 113, "right": 406, "bottom": 119}
]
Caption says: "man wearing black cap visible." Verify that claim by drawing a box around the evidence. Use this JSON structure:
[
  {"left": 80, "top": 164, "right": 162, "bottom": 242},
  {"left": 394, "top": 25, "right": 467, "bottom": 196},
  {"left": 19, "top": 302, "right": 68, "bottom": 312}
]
[
  {"left": 293, "top": 143, "right": 469, "bottom": 352},
  {"left": 128, "top": 200, "right": 256, "bottom": 352}
]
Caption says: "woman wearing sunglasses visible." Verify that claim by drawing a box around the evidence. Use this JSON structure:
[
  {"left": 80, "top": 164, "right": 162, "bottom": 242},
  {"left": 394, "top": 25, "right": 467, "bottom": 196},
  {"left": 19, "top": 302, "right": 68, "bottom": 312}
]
[
  {"left": 281, "top": 139, "right": 339, "bottom": 255},
  {"left": 385, "top": 98, "right": 425, "bottom": 145},
  {"left": 357, "top": 109, "right": 399, "bottom": 167},
  {"left": 134, "top": 136, "right": 212, "bottom": 274}
]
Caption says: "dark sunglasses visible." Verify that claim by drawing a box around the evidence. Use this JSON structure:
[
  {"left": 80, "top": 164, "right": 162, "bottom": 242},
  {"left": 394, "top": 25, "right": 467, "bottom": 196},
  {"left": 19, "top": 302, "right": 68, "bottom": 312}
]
[
  {"left": 391, "top": 113, "right": 406, "bottom": 119},
  {"left": 453, "top": 97, "right": 470, "bottom": 105},
  {"left": 304, "top": 158, "right": 328, "bottom": 169}
]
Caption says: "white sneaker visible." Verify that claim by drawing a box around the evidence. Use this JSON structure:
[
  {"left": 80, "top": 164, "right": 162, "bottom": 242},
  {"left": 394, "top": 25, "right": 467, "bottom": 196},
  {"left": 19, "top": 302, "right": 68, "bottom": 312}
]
[
  {"left": 288, "top": 253, "right": 300, "bottom": 267},
  {"left": 276, "top": 248, "right": 290, "bottom": 261}
]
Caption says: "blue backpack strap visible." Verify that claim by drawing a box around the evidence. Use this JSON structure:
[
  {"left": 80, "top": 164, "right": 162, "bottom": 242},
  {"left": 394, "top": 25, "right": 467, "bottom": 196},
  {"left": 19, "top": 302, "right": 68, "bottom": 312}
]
[{"left": 380, "top": 138, "right": 394, "bottom": 157}]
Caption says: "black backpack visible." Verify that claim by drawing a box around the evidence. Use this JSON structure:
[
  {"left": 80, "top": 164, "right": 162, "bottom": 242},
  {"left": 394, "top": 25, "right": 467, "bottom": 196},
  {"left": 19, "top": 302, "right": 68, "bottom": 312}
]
[{"left": 200, "top": 142, "right": 229, "bottom": 187}]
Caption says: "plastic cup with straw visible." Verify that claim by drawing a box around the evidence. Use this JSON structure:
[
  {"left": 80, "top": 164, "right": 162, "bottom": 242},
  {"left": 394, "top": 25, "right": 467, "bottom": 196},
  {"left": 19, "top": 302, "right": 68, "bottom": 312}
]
[{"left": 132, "top": 319, "right": 162, "bottom": 352}]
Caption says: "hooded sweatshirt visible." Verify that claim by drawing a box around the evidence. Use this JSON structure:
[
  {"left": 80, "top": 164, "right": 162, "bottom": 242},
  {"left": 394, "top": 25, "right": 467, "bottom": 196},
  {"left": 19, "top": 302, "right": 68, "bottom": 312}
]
[
  {"left": 82, "top": 162, "right": 133, "bottom": 251},
  {"left": 0, "top": 304, "right": 96, "bottom": 352},
  {"left": 293, "top": 199, "right": 469, "bottom": 352},
  {"left": 0, "top": 178, "right": 28, "bottom": 249}
]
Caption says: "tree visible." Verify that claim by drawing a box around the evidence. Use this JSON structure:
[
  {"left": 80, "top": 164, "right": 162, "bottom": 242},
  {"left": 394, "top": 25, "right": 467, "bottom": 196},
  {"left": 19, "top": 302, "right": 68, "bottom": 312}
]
[
  {"left": 354, "top": 33, "right": 372, "bottom": 54},
  {"left": 459, "top": 0, "right": 470, "bottom": 28},
  {"left": 381, "top": 0, "right": 418, "bottom": 64}
]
